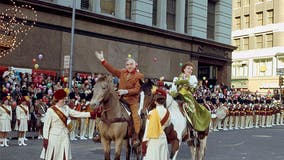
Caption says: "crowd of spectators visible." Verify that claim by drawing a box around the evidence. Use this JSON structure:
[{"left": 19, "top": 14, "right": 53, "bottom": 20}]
[{"left": 0, "top": 66, "right": 280, "bottom": 135}]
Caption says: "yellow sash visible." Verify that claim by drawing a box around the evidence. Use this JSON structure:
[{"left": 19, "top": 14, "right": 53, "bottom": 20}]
[{"left": 146, "top": 109, "right": 163, "bottom": 139}]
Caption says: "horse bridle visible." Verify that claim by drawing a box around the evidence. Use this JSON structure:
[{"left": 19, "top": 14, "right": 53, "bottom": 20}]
[{"left": 143, "top": 91, "right": 155, "bottom": 112}]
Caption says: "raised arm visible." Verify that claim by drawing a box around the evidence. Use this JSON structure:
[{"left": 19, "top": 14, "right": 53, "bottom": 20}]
[{"left": 95, "top": 51, "right": 121, "bottom": 77}]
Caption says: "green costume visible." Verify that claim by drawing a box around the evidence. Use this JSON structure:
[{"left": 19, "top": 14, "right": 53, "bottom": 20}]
[{"left": 172, "top": 74, "right": 211, "bottom": 131}]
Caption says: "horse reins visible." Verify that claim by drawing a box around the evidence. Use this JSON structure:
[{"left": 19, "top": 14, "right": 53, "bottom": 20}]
[{"left": 100, "top": 99, "right": 130, "bottom": 126}]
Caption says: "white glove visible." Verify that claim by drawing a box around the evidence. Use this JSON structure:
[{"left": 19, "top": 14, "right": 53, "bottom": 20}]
[
  {"left": 95, "top": 51, "right": 105, "bottom": 61},
  {"left": 117, "top": 89, "right": 128, "bottom": 96}
]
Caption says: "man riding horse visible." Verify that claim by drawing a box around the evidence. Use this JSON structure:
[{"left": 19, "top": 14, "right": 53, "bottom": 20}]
[{"left": 95, "top": 51, "right": 144, "bottom": 147}]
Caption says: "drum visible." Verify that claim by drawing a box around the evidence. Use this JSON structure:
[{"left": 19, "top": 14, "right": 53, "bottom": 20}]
[{"left": 216, "top": 106, "right": 228, "bottom": 119}]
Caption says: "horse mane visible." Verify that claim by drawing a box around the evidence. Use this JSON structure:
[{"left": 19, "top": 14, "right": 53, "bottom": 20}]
[
  {"left": 96, "top": 75, "right": 107, "bottom": 82},
  {"left": 140, "top": 78, "right": 155, "bottom": 94}
]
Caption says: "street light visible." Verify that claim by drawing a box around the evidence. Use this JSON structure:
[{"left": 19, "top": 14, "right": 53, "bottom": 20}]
[{"left": 68, "top": 0, "right": 76, "bottom": 92}]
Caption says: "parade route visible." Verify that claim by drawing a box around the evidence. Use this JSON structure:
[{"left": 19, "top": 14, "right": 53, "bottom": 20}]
[{"left": 1, "top": 126, "right": 284, "bottom": 160}]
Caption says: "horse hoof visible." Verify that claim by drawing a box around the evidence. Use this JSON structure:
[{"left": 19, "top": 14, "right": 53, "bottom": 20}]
[{"left": 92, "top": 135, "right": 101, "bottom": 143}]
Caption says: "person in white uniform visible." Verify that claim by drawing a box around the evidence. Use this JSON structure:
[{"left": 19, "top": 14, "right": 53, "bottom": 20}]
[
  {"left": 142, "top": 88, "right": 171, "bottom": 160},
  {"left": 40, "top": 89, "right": 100, "bottom": 160},
  {"left": 0, "top": 96, "right": 12, "bottom": 147},
  {"left": 16, "top": 96, "right": 30, "bottom": 146}
]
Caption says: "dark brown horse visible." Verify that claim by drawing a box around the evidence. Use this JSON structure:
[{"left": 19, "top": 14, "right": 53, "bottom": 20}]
[{"left": 90, "top": 75, "right": 131, "bottom": 160}]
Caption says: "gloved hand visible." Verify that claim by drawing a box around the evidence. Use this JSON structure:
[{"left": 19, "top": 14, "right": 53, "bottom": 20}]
[
  {"left": 90, "top": 107, "right": 102, "bottom": 119},
  {"left": 43, "top": 139, "right": 48, "bottom": 149},
  {"left": 95, "top": 51, "right": 105, "bottom": 61},
  {"left": 117, "top": 89, "right": 128, "bottom": 96},
  {"left": 141, "top": 141, "right": 148, "bottom": 156}
]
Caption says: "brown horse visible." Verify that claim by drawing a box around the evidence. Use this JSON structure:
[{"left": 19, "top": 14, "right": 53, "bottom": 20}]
[
  {"left": 90, "top": 75, "right": 131, "bottom": 160},
  {"left": 140, "top": 79, "right": 209, "bottom": 160}
]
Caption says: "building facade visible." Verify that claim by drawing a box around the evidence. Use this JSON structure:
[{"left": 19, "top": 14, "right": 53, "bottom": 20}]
[
  {"left": 231, "top": 0, "right": 284, "bottom": 93},
  {"left": 0, "top": 0, "right": 234, "bottom": 85}
]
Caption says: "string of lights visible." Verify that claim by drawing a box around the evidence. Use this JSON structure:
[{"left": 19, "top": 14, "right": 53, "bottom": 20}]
[{"left": 0, "top": 0, "right": 37, "bottom": 58}]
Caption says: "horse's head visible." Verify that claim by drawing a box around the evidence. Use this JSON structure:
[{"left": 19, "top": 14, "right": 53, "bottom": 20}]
[
  {"left": 90, "top": 75, "right": 113, "bottom": 108},
  {"left": 140, "top": 79, "right": 160, "bottom": 110}
]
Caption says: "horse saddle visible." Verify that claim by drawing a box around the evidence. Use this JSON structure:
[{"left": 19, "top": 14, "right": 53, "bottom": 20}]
[{"left": 119, "top": 98, "right": 131, "bottom": 113}]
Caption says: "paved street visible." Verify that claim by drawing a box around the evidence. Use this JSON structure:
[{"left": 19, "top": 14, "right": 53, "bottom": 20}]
[{"left": 1, "top": 126, "right": 284, "bottom": 160}]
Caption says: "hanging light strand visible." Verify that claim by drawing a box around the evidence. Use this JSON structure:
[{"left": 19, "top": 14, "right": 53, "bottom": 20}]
[{"left": 0, "top": 0, "right": 37, "bottom": 58}]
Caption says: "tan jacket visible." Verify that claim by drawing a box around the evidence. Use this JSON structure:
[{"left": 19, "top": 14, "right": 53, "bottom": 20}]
[{"left": 102, "top": 60, "right": 144, "bottom": 105}]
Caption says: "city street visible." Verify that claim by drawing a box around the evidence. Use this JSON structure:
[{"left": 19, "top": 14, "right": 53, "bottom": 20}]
[{"left": 1, "top": 126, "right": 284, "bottom": 160}]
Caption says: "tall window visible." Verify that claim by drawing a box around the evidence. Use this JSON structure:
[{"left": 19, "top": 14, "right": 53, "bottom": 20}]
[
  {"left": 126, "top": 0, "right": 131, "bottom": 19},
  {"left": 152, "top": 0, "right": 157, "bottom": 26},
  {"left": 235, "top": 17, "right": 241, "bottom": 30},
  {"left": 101, "top": 0, "right": 115, "bottom": 15},
  {"left": 207, "top": 0, "right": 216, "bottom": 39},
  {"left": 256, "top": 35, "right": 263, "bottom": 49},
  {"left": 267, "top": 10, "right": 274, "bottom": 24},
  {"left": 266, "top": 33, "right": 273, "bottom": 48},
  {"left": 81, "top": 0, "right": 89, "bottom": 10},
  {"left": 253, "top": 59, "right": 272, "bottom": 76},
  {"left": 232, "top": 61, "right": 249, "bottom": 77},
  {"left": 184, "top": 0, "right": 188, "bottom": 33},
  {"left": 236, "top": 0, "right": 241, "bottom": 7},
  {"left": 167, "top": 0, "right": 176, "bottom": 30},
  {"left": 243, "top": 37, "right": 249, "bottom": 50},
  {"left": 244, "top": 15, "right": 250, "bottom": 28},
  {"left": 234, "top": 38, "right": 240, "bottom": 51},
  {"left": 256, "top": 12, "right": 263, "bottom": 26}
]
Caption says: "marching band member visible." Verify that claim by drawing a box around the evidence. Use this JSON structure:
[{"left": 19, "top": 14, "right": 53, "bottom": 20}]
[
  {"left": 280, "top": 105, "right": 284, "bottom": 125},
  {"left": 260, "top": 104, "right": 266, "bottom": 127},
  {"left": 35, "top": 93, "right": 48, "bottom": 139},
  {"left": 234, "top": 103, "right": 240, "bottom": 130},
  {"left": 40, "top": 89, "right": 100, "bottom": 160},
  {"left": 245, "top": 103, "right": 253, "bottom": 129},
  {"left": 68, "top": 93, "right": 79, "bottom": 141},
  {"left": 86, "top": 96, "right": 96, "bottom": 139},
  {"left": 228, "top": 103, "right": 235, "bottom": 130},
  {"left": 79, "top": 95, "right": 88, "bottom": 140},
  {"left": 276, "top": 105, "right": 281, "bottom": 125},
  {"left": 16, "top": 97, "right": 30, "bottom": 146},
  {"left": 253, "top": 102, "right": 260, "bottom": 128},
  {"left": 239, "top": 104, "right": 246, "bottom": 129},
  {"left": 0, "top": 96, "right": 12, "bottom": 147},
  {"left": 223, "top": 102, "right": 230, "bottom": 131},
  {"left": 142, "top": 88, "right": 171, "bottom": 160}
]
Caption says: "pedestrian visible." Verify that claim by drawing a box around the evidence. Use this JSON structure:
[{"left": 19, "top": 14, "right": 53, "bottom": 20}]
[
  {"left": 95, "top": 51, "right": 144, "bottom": 146},
  {"left": 40, "top": 89, "right": 99, "bottom": 160}
]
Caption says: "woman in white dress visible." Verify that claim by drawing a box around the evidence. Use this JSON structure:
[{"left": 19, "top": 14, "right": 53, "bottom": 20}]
[
  {"left": 170, "top": 62, "right": 211, "bottom": 132},
  {"left": 0, "top": 96, "right": 12, "bottom": 147},
  {"left": 16, "top": 96, "right": 30, "bottom": 146},
  {"left": 40, "top": 89, "right": 99, "bottom": 160},
  {"left": 142, "top": 88, "right": 171, "bottom": 160}
]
